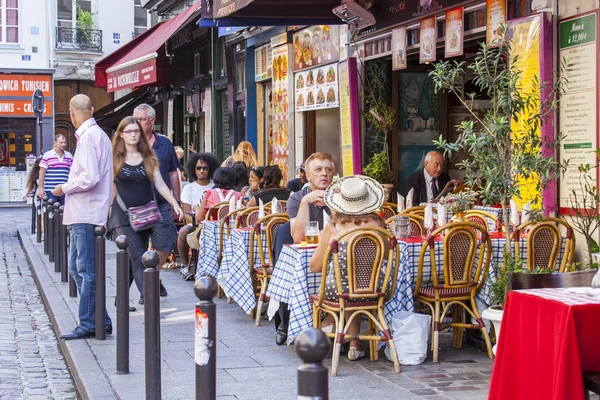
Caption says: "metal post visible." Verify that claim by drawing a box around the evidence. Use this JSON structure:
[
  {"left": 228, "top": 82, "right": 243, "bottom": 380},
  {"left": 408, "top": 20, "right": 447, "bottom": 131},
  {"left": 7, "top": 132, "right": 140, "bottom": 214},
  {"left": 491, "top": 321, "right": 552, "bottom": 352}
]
[
  {"left": 59, "top": 206, "right": 68, "bottom": 283},
  {"left": 143, "top": 250, "right": 161, "bottom": 400},
  {"left": 31, "top": 190, "right": 36, "bottom": 234},
  {"left": 43, "top": 197, "right": 50, "bottom": 254},
  {"left": 36, "top": 195, "right": 42, "bottom": 243},
  {"left": 47, "top": 199, "right": 55, "bottom": 262},
  {"left": 68, "top": 226, "right": 77, "bottom": 297},
  {"left": 296, "top": 328, "right": 331, "bottom": 400},
  {"left": 94, "top": 226, "right": 106, "bottom": 340},
  {"left": 53, "top": 202, "right": 61, "bottom": 272},
  {"left": 194, "top": 277, "right": 218, "bottom": 400},
  {"left": 116, "top": 235, "right": 130, "bottom": 375}
]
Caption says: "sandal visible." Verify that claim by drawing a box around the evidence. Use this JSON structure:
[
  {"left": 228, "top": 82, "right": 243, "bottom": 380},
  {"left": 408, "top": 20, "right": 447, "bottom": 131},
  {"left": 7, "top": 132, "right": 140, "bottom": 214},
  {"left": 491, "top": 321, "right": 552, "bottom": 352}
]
[{"left": 347, "top": 347, "right": 366, "bottom": 361}]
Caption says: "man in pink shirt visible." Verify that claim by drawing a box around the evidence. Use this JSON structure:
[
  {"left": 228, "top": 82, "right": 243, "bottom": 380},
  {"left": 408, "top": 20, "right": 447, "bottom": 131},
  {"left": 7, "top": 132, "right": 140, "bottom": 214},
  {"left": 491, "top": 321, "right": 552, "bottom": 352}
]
[{"left": 52, "top": 94, "right": 113, "bottom": 340}]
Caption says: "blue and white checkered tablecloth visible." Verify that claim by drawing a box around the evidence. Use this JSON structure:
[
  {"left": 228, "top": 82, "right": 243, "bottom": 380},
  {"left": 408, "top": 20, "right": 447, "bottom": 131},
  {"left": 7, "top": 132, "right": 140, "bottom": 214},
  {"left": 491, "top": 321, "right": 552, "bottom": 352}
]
[
  {"left": 216, "top": 228, "right": 269, "bottom": 314},
  {"left": 196, "top": 221, "right": 221, "bottom": 279}
]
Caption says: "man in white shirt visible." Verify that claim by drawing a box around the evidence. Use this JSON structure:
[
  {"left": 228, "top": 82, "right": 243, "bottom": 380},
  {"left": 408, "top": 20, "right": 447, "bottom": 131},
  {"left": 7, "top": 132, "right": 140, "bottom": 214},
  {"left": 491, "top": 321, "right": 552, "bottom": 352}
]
[{"left": 177, "top": 152, "right": 219, "bottom": 280}]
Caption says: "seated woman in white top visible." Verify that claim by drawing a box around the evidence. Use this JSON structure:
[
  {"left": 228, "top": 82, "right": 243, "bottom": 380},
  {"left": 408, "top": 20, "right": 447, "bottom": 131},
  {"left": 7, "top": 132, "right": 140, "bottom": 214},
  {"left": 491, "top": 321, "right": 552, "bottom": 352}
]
[{"left": 177, "top": 152, "right": 219, "bottom": 280}]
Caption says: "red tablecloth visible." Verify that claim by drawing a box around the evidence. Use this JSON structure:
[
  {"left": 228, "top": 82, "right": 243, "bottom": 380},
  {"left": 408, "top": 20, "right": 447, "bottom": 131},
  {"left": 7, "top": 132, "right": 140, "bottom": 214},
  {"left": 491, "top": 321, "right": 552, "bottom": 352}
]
[{"left": 489, "top": 289, "right": 600, "bottom": 400}]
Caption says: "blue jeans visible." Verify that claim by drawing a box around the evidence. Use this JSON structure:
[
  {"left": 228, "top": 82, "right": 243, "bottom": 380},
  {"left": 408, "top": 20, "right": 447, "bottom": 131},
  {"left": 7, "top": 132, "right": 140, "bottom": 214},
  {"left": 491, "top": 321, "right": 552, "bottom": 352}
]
[
  {"left": 45, "top": 191, "right": 65, "bottom": 205},
  {"left": 69, "top": 223, "right": 112, "bottom": 332}
]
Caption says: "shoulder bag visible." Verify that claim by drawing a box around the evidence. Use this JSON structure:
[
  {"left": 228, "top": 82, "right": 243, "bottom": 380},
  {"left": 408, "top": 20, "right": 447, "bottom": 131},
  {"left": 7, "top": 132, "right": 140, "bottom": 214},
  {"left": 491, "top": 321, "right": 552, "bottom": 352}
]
[{"left": 115, "top": 182, "right": 162, "bottom": 232}]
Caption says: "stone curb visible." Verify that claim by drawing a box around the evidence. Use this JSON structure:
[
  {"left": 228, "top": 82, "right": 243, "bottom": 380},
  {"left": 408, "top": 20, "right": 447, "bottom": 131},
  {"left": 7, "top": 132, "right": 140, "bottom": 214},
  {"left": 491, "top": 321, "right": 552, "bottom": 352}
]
[{"left": 18, "top": 228, "right": 119, "bottom": 400}]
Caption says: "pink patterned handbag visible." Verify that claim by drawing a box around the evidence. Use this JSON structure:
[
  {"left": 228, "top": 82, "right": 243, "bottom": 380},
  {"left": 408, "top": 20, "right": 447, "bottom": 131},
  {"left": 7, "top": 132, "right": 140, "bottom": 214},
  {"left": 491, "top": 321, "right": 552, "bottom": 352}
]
[{"left": 115, "top": 184, "right": 162, "bottom": 232}]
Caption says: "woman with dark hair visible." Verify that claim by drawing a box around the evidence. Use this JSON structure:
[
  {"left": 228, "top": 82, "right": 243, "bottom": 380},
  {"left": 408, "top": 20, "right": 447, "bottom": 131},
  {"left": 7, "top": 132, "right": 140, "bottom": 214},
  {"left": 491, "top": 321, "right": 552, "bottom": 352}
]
[
  {"left": 248, "top": 165, "right": 291, "bottom": 207},
  {"left": 107, "top": 116, "right": 183, "bottom": 304},
  {"left": 195, "top": 167, "right": 244, "bottom": 222},
  {"left": 22, "top": 157, "right": 42, "bottom": 200},
  {"left": 247, "top": 166, "right": 265, "bottom": 199},
  {"left": 177, "top": 152, "right": 220, "bottom": 280},
  {"left": 232, "top": 161, "right": 250, "bottom": 193}
]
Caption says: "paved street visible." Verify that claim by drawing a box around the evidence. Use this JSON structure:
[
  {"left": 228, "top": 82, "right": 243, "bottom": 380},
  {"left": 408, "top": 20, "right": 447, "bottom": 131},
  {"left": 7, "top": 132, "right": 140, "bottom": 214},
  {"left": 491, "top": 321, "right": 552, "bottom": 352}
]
[{"left": 0, "top": 207, "right": 78, "bottom": 400}]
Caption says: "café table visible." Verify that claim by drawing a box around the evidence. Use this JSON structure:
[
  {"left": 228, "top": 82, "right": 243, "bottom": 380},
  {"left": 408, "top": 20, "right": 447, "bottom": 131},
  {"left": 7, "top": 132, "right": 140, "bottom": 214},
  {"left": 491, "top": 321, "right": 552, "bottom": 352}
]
[
  {"left": 195, "top": 220, "right": 221, "bottom": 280},
  {"left": 489, "top": 288, "right": 600, "bottom": 400},
  {"left": 418, "top": 203, "right": 503, "bottom": 231}
]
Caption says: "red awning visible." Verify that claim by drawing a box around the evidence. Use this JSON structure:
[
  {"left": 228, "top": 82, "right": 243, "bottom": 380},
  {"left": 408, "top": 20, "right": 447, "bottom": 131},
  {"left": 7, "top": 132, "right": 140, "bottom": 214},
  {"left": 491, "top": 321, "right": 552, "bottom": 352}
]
[{"left": 95, "top": 4, "right": 201, "bottom": 92}]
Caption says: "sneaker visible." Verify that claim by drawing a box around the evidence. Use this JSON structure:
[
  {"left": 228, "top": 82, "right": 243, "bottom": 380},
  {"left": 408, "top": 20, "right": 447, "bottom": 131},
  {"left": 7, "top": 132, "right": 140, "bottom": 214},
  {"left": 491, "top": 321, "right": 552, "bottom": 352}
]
[
  {"left": 347, "top": 347, "right": 366, "bottom": 361},
  {"left": 180, "top": 265, "right": 189, "bottom": 276},
  {"left": 183, "top": 268, "right": 195, "bottom": 281}
]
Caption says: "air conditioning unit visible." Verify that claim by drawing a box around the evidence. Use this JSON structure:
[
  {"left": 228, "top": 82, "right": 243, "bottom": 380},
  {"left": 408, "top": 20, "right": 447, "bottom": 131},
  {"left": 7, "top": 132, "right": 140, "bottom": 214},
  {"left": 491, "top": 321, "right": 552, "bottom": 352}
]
[{"left": 332, "top": 1, "right": 376, "bottom": 31}]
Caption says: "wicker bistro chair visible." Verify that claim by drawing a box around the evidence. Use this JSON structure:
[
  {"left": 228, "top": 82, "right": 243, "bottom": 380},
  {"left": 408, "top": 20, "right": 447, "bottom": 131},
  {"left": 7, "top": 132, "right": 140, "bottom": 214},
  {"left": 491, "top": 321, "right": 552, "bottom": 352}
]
[
  {"left": 450, "top": 210, "right": 501, "bottom": 233},
  {"left": 413, "top": 221, "right": 494, "bottom": 363},
  {"left": 381, "top": 202, "right": 397, "bottom": 220},
  {"left": 310, "top": 227, "right": 401, "bottom": 376},
  {"left": 205, "top": 201, "right": 229, "bottom": 221},
  {"left": 386, "top": 214, "right": 426, "bottom": 237},
  {"left": 400, "top": 206, "right": 426, "bottom": 216},
  {"left": 249, "top": 213, "right": 290, "bottom": 326},
  {"left": 234, "top": 206, "right": 259, "bottom": 228},
  {"left": 264, "top": 200, "right": 288, "bottom": 214},
  {"left": 512, "top": 217, "right": 575, "bottom": 272}
]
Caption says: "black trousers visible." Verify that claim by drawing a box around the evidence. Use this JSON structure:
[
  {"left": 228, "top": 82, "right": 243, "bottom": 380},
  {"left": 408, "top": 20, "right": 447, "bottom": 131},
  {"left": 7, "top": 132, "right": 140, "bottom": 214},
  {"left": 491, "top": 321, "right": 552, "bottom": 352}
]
[
  {"left": 114, "top": 225, "right": 150, "bottom": 294},
  {"left": 273, "top": 222, "right": 293, "bottom": 330}
]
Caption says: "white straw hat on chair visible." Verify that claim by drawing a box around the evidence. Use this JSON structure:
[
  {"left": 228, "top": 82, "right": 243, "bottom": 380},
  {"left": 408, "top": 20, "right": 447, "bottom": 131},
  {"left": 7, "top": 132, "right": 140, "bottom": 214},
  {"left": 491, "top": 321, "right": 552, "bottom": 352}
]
[{"left": 324, "top": 175, "right": 384, "bottom": 215}]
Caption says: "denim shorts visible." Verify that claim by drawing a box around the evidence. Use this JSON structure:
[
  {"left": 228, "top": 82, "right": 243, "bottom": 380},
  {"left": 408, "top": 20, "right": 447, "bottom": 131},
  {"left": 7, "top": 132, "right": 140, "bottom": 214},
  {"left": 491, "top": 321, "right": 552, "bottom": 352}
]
[{"left": 150, "top": 202, "right": 177, "bottom": 253}]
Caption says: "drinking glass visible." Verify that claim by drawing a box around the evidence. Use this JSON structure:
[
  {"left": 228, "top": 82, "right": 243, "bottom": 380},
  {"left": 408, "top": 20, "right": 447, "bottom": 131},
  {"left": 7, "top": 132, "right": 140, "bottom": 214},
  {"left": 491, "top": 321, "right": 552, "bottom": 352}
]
[
  {"left": 304, "top": 221, "right": 320, "bottom": 244},
  {"left": 393, "top": 216, "right": 410, "bottom": 239}
]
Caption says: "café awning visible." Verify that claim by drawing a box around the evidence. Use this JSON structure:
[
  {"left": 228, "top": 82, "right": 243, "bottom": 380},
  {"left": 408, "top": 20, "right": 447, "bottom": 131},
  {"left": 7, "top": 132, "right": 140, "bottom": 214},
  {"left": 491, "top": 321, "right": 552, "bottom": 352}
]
[
  {"left": 201, "top": 0, "right": 342, "bottom": 25},
  {"left": 95, "top": 3, "right": 201, "bottom": 92}
]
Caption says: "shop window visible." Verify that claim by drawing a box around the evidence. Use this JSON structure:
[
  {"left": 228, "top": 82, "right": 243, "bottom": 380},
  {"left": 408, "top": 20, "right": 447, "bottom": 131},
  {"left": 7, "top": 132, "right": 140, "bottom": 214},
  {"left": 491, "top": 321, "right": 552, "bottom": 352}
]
[
  {"left": 235, "top": 58, "right": 246, "bottom": 93},
  {"left": 464, "top": 6, "right": 486, "bottom": 31},
  {"left": 194, "top": 52, "right": 201, "bottom": 76},
  {"left": 134, "top": 0, "right": 149, "bottom": 37},
  {"left": 508, "top": 0, "right": 534, "bottom": 19},
  {"left": 0, "top": 0, "right": 19, "bottom": 44}
]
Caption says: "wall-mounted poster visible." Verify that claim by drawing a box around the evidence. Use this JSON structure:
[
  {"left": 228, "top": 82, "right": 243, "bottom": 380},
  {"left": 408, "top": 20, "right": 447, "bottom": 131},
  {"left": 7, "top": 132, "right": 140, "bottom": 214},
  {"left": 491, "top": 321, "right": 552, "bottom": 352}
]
[
  {"left": 255, "top": 44, "right": 272, "bottom": 82},
  {"left": 271, "top": 44, "right": 292, "bottom": 182},
  {"left": 392, "top": 27, "right": 407, "bottom": 70},
  {"left": 487, "top": 0, "right": 507, "bottom": 47},
  {"left": 293, "top": 25, "right": 340, "bottom": 71},
  {"left": 445, "top": 7, "right": 464, "bottom": 58},
  {"left": 294, "top": 63, "right": 339, "bottom": 112},
  {"left": 338, "top": 58, "right": 362, "bottom": 176},
  {"left": 420, "top": 16, "right": 437, "bottom": 64}
]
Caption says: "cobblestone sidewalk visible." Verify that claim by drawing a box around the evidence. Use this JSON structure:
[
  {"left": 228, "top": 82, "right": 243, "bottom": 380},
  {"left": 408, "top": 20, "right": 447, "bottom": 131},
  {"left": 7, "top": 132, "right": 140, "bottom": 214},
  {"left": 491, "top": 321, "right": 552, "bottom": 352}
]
[{"left": 0, "top": 211, "right": 78, "bottom": 400}]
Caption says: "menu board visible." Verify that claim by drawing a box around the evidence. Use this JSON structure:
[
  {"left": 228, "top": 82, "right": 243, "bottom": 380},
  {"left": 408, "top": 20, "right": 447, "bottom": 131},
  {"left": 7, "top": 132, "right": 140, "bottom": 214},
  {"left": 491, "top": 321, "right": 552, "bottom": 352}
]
[
  {"left": 487, "top": 0, "right": 507, "bottom": 47},
  {"left": 294, "top": 64, "right": 339, "bottom": 112},
  {"left": 271, "top": 45, "right": 291, "bottom": 182},
  {"left": 293, "top": 25, "right": 340, "bottom": 72},
  {"left": 392, "top": 27, "right": 407, "bottom": 71},
  {"left": 338, "top": 59, "right": 361, "bottom": 176},
  {"left": 445, "top": 7, "right": 463, "bottom": 58},
  {"left": 420, "top": 16, "right": 437, "bottom": 64},
  {"left": 559, "top": 12, "right": 599, "bottom": 212},
  {"left": 255, "top": 44, "right": 272, "bottom": 82}
]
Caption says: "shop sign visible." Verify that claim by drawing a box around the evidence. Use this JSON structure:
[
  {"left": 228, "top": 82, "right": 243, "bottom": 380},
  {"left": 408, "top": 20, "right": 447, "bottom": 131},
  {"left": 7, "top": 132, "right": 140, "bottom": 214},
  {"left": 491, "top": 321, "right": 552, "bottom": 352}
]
[
  {"left": 371, "top": 0, "right": 464, "bottom": 33},
  {"left": 392, "top": 27, "right": 407, "bottom": 70},
  {"left": 255, "top": 44, "right": 272, "bottom": 82},
  {"left": 558, "top": 12, "right": 599, "bottom": 213},
  {"left": 293, "top": 25, "right": 340, "bottom": 72},
  {"left": 338, "top": 58, "right": 362, "bottom": 176},
  {"left": 294, "top": 63, "right": 339, "bottom": 112},
  {"left": 0, "top": 100, "right": 52, "bottom": 117},
  {"left": 106, "top": 58, "right": 157, "bottom": 92},
  {"left": 0, "top": 74, "right": 52, "bottom": 97},
  {"left": 213, "top": 0, "right": 253, "bottom": 18},
  {"left": 271, "top": 45, "right": 292, "bottom": 182},
  {"left": 419, "top": 16, "right": 436, "bottom": 64},
  {"left": 444, "top": 7, "right": 463, "bottom": 58},
  {"left": 486, "top": 0, "right": 507, "bottom": 48}
]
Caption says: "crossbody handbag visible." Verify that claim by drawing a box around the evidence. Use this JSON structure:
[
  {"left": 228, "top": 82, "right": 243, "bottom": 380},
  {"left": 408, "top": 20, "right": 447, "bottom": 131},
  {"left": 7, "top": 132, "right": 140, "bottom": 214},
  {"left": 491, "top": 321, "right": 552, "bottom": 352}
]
[{"left": 115, "top": 182, "right": 162, "bottom": 232}]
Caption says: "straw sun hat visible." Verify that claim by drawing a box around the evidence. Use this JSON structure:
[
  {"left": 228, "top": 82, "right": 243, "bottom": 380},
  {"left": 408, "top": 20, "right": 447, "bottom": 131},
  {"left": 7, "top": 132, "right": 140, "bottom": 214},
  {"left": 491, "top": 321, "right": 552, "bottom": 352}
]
[{"left": 324, "top": 175, "right": 384, "bottom": 215}]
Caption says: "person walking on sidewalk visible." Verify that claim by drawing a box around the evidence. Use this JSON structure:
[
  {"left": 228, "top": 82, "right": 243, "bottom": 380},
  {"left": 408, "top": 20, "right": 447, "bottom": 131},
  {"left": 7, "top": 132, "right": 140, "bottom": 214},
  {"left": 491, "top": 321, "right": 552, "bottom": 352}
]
[
  {"left": 133, "top": 104, "right": 180, "bottom": 297},
  {"left": 52, "top": 94, "right": 113, "bottom": 340},
  {"left": 107, "top": 116, "right": 183, "bottom": 305},
  {"left": 38, "top": 134, "right": 73, "bottom": 205}
]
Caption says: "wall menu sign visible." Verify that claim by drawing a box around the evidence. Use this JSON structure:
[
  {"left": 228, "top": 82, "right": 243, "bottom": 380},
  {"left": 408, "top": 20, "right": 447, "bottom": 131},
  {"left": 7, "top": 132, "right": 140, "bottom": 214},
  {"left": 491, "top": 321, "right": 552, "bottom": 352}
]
[
  {"left": 419, "top": 16, "right": 436, "bottom": 64},
  {"left": 392, "top": 27, "right": 407, "bottom": 70},
  {"left": 293, "top": 25, "right": 340, "bottom": 72},
  {"left": 212, "top": 0, "right": 253, "bottom": 18},
  {"left": 255, "top": 44, "right": 272, "bottom": 82},
  {"left": 271, "top": 44, "right": 292, "bottom": 182},
  {"left": 371, "top": 0, "right": 464, "bottom": 32},
  {"left": 338, "top": 58, "right": 362, "bottom": 176},
  {"left": 486, "top": 0, "right": 506, "bottom": 48},
  {"left": 444, "top": 7, "right": 464, "bottom": 58},
  {"left": 294, "top": 63, "right": 339, "bottom": 112},
  {"left": 558, "top": 12, "right": 599, "bottom": 213}
]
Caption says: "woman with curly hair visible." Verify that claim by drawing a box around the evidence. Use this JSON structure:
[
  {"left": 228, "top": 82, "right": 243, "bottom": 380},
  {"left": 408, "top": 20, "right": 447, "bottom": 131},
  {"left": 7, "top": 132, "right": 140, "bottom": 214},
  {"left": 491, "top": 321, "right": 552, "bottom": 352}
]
[
  {"left": 177, "top": 152, "right": 220, "bottom": 280},
  {"left": 221, "top": 141, "right": 258, "bottom": 168}
]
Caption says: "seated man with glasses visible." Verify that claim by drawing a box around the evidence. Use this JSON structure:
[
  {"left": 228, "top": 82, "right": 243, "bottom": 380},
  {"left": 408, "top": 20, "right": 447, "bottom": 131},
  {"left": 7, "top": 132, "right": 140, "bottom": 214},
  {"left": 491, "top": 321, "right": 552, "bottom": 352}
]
[
  {"left": 405, "top": 150, "right": 452, "bottom": 204},
  {"left": 177, "top": 152, "right": 219, "bottom": 281}
]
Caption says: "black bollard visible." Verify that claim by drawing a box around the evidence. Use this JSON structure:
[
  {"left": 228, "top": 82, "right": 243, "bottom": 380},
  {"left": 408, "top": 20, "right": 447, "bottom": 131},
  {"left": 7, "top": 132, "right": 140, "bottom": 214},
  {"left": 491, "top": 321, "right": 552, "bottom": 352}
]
[
  {"left": 194, "top": 277, "right": 218, "bottom": 400},
  {"left": 31, "top": 192, "right": 36, "bottom": 234},
  {"left": 115, "top": 235, "right": 130, "bottom": 375},
  {"left": 143, "top": 250, "right": 161, "bottom": 400},
  {"left": 53, "top": 202, "right": 61, "bottom": 272},
  {"left": 59, "top": 207, "right": 68, "bottom": 283},
  {"left": 47, "top": 199, "right": 55, "bottom": 262},
  {"left": 296, "top": 328, "right": 331, "bottom": 399},
  {"left": 43, "top": 197, "right": 50, "bottom": 254},
  {"left": 36, "top": 196, "right": 42, "bottom": 243},
  {"left": 94, "top": 226, "right": 107, "bottom": 340}
]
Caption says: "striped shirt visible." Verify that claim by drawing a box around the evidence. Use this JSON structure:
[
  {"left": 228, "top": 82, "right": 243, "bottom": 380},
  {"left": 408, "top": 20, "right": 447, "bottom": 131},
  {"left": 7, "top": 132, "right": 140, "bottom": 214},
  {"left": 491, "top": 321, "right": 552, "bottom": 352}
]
[{"left": 40, "top": 149, "right": 73, "bottom": 192}]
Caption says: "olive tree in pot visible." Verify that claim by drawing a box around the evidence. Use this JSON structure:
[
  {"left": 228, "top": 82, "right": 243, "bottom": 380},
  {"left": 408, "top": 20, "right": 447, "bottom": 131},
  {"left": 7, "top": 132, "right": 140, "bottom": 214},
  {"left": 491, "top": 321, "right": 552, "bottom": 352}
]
[
  {"left": 429, "top": 26, "right": 569, "bottom": 351},
  {"left": 363, "top": 99, "right": 395, "bottom": 200}
]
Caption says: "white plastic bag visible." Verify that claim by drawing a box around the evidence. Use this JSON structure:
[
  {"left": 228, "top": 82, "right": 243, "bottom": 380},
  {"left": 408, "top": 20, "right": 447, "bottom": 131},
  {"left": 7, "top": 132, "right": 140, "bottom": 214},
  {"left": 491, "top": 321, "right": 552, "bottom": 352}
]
[{"left": 384, "top": 311, "right": 431, "bottom": 365}]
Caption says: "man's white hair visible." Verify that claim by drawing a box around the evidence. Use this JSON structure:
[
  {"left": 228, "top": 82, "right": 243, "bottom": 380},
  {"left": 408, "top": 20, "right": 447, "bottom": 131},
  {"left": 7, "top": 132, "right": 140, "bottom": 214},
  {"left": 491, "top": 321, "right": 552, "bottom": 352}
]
[
  {"left": 133, "top": 104, "right": 156, "bottom": 119},
  {"left": 424, "top": 151, "right": 443, "bottom": 163}
]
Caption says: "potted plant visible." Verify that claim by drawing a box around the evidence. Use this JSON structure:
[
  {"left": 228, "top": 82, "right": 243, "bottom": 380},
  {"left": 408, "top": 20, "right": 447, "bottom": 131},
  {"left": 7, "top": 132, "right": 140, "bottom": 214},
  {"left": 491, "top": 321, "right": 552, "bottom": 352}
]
[
  {"left": 438, "top": 189, "right": 478, "bottom": 220},
  {"left": 363, "top": 150, "right": 394, "bottom": 200}
]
